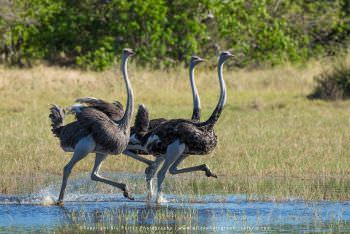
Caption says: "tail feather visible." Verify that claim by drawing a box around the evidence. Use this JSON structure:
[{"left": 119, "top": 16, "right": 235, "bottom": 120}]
[
  {"left": 134, "top": 104, "right": 149, "bottom": 133},
  {"left": 49, "top": 104, "right": 65, "bottom": 137}
]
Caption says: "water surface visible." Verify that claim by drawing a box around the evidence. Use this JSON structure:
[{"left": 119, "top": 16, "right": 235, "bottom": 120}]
[
  {"left": 1, "top": 193, "right": 349, "bottom": 233},
  {"left": 1, "top": 173, "right": 350, "bottom": 233}
]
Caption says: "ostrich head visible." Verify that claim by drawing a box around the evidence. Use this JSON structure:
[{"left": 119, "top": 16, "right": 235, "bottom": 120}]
[
  {"left": 218, "top": 51, "right": 233, "bottom": 64},
  {"left": 190, "top": 55, "right": 205, "bottom": 67},
  {"left": 122, "top": 48, "right": 135, "bottom": 57}
]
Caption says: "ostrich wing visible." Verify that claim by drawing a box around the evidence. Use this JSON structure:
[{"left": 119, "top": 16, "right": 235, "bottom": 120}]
[
  {"left": 149, "top": 118, "right": 167, "bottom": 131},
  {"left": 58, "top": 121, "right": 91, "bottom": 149},
  {"left": 76, "top": 108, "right": 125, "bottom": 154},
  {"left": 75, "top": 97, "right": 124, "bottom": 121}
]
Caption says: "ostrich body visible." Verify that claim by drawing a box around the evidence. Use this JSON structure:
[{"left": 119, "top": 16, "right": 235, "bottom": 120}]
[
  {"left": 49, "top": 48, "right": 135, "bottom": 205},
  {"left": 55, "top": 98, "right": 124, "bottom": 150},
  {"left": 128, "top": 51, "right": 233, "bottom": 203}
]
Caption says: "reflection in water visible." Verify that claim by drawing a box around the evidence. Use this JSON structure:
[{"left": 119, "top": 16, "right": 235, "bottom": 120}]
[
  {"left": 1, "top": 173, "right": 350, "bottom": 232},
  {"left": 0, "top": 194, "right": 350, "bottom": 233},
  {"left": 58, "top": 202, "right": 198, "bottom": 231}
]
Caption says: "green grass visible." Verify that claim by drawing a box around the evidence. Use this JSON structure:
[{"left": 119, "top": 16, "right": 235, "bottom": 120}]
[{"left": 0, "top": 60, "right": 350, "bottom": 200}]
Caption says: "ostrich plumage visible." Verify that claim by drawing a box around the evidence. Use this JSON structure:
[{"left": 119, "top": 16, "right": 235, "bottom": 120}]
[
  {"left": 50, "top": 98, "right": 124, "bottom": 150},
  {"left": 128, "top": 51, "right": 233, "bottom": 203},
  {"left": 71, "top": 97, "right": 124, "bottom": 121},
  {"left": 49, "top": 48, "right": 135, "bottom": 205}
]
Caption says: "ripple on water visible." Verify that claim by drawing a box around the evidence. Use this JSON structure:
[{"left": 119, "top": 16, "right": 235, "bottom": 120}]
[
  {"left": 1, "top": 174, "right": 350, "bottom": 232},
  {"left": 0, "top": 191, "right": 350, "bottom": 233}
]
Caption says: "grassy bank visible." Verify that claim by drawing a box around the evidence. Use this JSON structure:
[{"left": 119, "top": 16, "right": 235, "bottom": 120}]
[{"left": 1, "top": 60, "right": 350, "bottom": 199}]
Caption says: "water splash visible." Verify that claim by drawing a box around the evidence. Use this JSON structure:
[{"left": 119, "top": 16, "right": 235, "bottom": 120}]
[{"left": 1, "top": 173, "right": 350, "bottom": 232}]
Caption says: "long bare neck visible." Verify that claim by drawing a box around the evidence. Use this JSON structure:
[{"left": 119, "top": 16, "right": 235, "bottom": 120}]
[
  {"left": 189, "top": 63, "right": 201, "bottom": 121},
  {"left": 198, "top": 59, "right": 226, "bottom": 128},
  {"left": 117, "top": 56, "right": 133, "bottom": 129},
  {"left": 217, "top": 61, "right": 227, "bottom": 108}
]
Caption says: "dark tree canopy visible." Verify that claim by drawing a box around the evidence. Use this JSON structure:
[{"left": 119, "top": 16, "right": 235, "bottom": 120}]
[{"left": 1, "top": 0, "right": 350, "bottom": 70}]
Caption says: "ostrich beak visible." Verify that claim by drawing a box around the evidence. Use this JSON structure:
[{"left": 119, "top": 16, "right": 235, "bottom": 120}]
[{"left": 123, "top": 48, "right": 135, "bottom": 56}]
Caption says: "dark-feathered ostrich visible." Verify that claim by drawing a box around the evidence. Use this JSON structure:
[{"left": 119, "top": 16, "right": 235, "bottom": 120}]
[
  {"left": 49, "top": 48, "right": 135, "bottom": 205},
  {"left": 129, "top": 51, "right": 233, "bottom": 203}
]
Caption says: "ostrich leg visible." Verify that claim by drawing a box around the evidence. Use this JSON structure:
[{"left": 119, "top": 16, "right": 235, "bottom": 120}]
[
  {"left": 156, "top": 140, "right": 185, "bottom": 203},
  {"left": 169, "top": 155, "right": 217, "bottom": 178},
  {"left": 57, "top": 135, "right": 96, "bottom": 205},
  {"left": 123, "top": 150, "right": 153, "bottom": 166},
  {"left": 145, "top": 156, "right": 164, "bottom": 201},
  {"left": 91, "top": 153, "right": 134, "bottom": 200}
]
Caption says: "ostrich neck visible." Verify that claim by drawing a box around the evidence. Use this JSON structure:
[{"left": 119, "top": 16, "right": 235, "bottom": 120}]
[
  {"left": 196, "top": 58, "right": 227, "bottom": 129},
  {"left": 189, "top": 64, "right": 201, "bottom": 120},
  {"left": 117, "top": 56, "right": 134, "bottom": 129},
  {"left": 217, "top": 61, "right": 227, "bottom": 109}
]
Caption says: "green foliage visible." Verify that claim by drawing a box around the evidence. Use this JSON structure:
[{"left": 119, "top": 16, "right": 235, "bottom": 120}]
[
  {"left": 0, "top": 0, "right": 350, "bottom": 69},
  {"left": 310, "top": 58, "right": 350, "bottom": 100},
  {"left": 212, "top": 0, "right": 346, "bottom": 66}
]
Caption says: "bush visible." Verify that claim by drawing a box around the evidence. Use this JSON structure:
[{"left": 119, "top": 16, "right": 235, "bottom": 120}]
[
  {"left": 309, "top": 59, "right": 350, "bottom": 100},
  {"left": 1, "top": 0, "right": 350, "bottom": 70}
]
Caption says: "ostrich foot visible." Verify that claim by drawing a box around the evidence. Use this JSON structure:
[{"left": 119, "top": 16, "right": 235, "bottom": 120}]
[
  {"left": 145, "top": 166, "right": 152, "bottom": 175},
  {"left": 206, "top": 171, "right": 218, "bottom": 178},
  {"left": 123, "top": 190, "right": 134, "bottom": 200},
  {"left": 146, "top": 177, "right": 155, "bottom": 202},
  {"left": 55, "top": 200, "right": 64, "bottom": 206},
  {"left": 146, "top": 190, "right": 154, "bottom": 201},
  {"left": 156, "top": 193, "right": 168, "bottom": 204},
  {"left": 204, "top": 166, "right": 217, "bottom": 178}
]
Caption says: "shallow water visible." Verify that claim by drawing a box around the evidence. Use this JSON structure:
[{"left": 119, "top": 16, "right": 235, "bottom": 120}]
[
  {"left": 1, "top": 173, "right": 350, "bottom": 233},
  {"left": 1, "top": 194, "right": 350, "bottom": 233}
]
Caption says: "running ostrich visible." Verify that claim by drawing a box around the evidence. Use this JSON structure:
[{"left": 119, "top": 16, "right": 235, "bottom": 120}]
[
  {"left": 49, "top": 48, "right": 135, "bottom": 205},
  {"left": 129, "top": 51, "right": 233, "bottom": 203}
]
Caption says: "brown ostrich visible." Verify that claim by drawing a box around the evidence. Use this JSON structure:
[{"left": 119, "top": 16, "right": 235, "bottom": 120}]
[
  {"left": 128, "top": 51, "right": 233, "bottom": 203},
  {"left": 49, "top": 48, "right": 135, "bottom": 205}
]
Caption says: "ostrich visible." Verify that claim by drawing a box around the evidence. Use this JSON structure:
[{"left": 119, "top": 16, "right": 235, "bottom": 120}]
[
  {"left": 128, "top": 51, "right": 233, "bottom": 203},
  {"left": 49, "top": 48, "right": 135, "bottom": 205}
]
